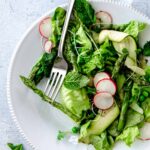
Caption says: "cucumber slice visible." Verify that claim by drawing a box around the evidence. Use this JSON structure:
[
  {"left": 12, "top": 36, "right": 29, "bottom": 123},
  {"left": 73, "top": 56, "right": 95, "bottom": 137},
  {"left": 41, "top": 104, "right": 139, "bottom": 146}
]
[
  {"left": 113, "top": 36, "right": 137, "bottom": 62},
  {"left": 99, "top": 29, "right": 145, "bottom": 75},
  {"left": 99, "top": 30, "right": 128, "bottom": 44},
  {"left": 79, "top": 103, "right": 119, "bottom": 143}
]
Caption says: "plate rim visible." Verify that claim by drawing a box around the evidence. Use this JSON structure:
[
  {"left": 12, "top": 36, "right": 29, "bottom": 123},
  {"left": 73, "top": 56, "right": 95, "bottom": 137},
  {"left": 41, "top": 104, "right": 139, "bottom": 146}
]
[{"left": 6, "top": 1, "right": 150, "bottom": 150}]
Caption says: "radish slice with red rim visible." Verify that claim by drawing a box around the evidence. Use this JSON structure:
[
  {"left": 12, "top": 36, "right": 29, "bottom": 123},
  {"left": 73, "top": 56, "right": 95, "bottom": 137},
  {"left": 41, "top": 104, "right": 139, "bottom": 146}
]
[
  {"left": 139, "top": 122, "right": 150, "bottom": 141},
  {"left": 94, "top": 92, "right": 114, "bottom": 110},
  {"left": 94, "top": 72, "right": 110, "bottom": 87},
  {"left": 44, "top": 40, "right": 53, "bottom": 53},
  {"left": 39, "top": 17, "right": 52, "bottom": 39},
  {"left": 96, "top": 11, "right": 112, "bottom": 29},
  {"left": 96, "top": 79, "right": 116, "bottom": 95}
]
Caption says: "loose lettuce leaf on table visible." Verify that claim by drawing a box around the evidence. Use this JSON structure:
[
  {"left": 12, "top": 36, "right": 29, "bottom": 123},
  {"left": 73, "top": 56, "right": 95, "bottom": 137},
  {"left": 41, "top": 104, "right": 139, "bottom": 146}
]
[
  {"left": 141, "top": 98, "right": 150, "bottom": 122},
  {"left": 116, "top": 126, "right": 140, "bottom": 146},
  {"left": 7, "top": 143, "right": 23, "bottom": 150},
  {"left": 61, "top": 85, "right": 90, "bottom": 119},
  {"left": 74, "top": 0, "right": 96, "bottom": 27},
  {"left": 90, "top": 132, "right": 114, "bottom": 150}
]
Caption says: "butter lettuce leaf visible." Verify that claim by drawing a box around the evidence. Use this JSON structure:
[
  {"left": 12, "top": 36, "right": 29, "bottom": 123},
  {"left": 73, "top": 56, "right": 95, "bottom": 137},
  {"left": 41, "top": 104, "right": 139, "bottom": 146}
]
[
  {"left": 90, "top": 132, "right": 114, "bottom": 150},
  {"left": 116, "top": 126, "right": 140, "bottom": 146},
  {"left": 61, "top": 85, "right": 90, "bottom": 118},
  {"left": 113, "top": 20, "right": 147, "bottom": 39}
]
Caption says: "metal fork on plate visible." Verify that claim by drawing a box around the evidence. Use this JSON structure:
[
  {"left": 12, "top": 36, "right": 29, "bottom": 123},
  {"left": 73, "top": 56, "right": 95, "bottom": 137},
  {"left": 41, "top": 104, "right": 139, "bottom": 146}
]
[{"left": 44, "top": 0, "right": 75, "bottom": 100}]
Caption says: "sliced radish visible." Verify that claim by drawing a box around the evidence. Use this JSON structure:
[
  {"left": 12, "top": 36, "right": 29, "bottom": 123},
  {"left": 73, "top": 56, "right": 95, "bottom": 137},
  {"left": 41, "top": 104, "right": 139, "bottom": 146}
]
[
  {"left": 96, "top": 11, "right": 112, "bottom": 28},
  {"left": 39, "top": 17, "right": 52, "bottom": 39},
  {"left": 44, "top": 40, "right": 53, "bottom": 53},
  {"left": 94, "top": 92, "right": 114, "bottom": 110},
  {"left": 96, "top": 79, "right": 116, "bottom": 95},
  {"left": 139, "top": 122, "right": 150, "bottom": 141},
  {"left": 94, "top": 72, "right": 110, "bottom": 87}
]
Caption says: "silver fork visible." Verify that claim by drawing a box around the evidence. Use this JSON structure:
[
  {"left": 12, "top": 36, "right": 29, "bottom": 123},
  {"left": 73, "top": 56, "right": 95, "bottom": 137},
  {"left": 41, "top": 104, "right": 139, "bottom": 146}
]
[{"left": 44, "top": 0, "right": 75, "bottom": 100}]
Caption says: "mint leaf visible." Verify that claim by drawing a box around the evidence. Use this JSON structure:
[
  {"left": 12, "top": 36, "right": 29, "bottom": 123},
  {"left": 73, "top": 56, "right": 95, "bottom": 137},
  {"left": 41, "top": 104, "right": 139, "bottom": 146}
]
[{"left": 64, "top": 71, "right": 89, "bottom": 90}]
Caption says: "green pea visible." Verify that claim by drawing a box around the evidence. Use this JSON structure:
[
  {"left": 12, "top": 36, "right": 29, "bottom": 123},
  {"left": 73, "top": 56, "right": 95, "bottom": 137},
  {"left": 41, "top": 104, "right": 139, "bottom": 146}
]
[
  {"left": 140, "top": 95, "right": 145, "bottom": 102},
  {"left": 72, "top": 127, "right": 79, "bottom": 134},
  {"left": 142, "top": 91, "right": 149, "bottom": 97}
]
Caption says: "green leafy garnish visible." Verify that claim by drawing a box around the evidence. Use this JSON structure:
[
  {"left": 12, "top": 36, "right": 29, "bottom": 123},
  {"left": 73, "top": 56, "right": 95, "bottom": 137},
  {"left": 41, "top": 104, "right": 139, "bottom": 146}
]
[
  {"left": 64, "top": 71, "right": 89, "bottom": 90},
  {"left": 116, "top": 126, "right": 140, "bottom": 146},
  {"left": 7, "top": 143, "right": 23, "bottom": 150},
  {"left": 57, "top": 131, "right": 67, "bottom": 140}
]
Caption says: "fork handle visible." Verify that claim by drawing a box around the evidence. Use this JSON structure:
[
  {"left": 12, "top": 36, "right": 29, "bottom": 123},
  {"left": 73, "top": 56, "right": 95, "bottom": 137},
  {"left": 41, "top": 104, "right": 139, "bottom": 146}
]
[{"left": 58, "top": 0, "right": 75, "bottom": 58}]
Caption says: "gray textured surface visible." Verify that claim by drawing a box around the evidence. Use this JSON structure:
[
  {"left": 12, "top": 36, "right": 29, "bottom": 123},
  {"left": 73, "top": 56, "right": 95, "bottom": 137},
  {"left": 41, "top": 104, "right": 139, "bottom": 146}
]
[{"left": 0, "top": 0, "right": 149, "bottom": 150}]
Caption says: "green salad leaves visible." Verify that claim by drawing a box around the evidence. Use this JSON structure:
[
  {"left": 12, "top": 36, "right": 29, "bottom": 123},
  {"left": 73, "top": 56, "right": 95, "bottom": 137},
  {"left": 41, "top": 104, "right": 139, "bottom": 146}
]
[
  {"left": 20, "top": 0, "right": 150, "bottom": 150},
  {"left": 116, "top": 126, "right": 140, "bottom": 146}
]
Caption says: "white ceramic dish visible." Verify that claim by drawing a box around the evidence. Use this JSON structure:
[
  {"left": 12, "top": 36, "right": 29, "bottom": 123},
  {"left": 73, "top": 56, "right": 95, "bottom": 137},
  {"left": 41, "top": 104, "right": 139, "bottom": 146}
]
[{"left": 7, "top": 0, "right": 150, "bottom": 150}]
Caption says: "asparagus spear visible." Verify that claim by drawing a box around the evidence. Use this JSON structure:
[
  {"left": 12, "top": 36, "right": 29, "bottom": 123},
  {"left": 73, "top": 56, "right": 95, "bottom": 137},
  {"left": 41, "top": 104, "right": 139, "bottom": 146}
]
[
  {"left": 20, "top": 76, "right": 81, "bottom": 122},
  {"left": 112, "top": 50, "right": 128, "bottom": 79},
  {"left": 118, "top": 92, "right": 130, "bottom": 131}
]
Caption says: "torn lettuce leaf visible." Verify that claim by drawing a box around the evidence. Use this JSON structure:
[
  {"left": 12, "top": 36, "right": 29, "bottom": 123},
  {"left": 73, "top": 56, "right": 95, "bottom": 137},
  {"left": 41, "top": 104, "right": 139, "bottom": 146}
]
[
  {"left": 74, "top": 0, "right": 96, "bottom": 27},
  {"left": 61, "top": 85, "right": 90, "bottom": 119},
  {"left": 141, "top": 98, "right": 150, "bottom": 122},
  {"left": 113, "top": 20, "right": 147, "bottom": 39},
  {"left": 124, "top": 21, "right": 147, "bottom": 39},
  {"left": 125, "top": 108, "right": 144, "bottom": 128},
  {"left": 81, "top": 39, "right": 117, "bottom": 75},
  {"left": 76, "top": 25, "right": 92, "bottom": 50},
  {"left": 90, "top": 132, "right": 114, "bottom": 150},
  {"left": 116, "top": 126, "right": 140, "bottom": 146}
]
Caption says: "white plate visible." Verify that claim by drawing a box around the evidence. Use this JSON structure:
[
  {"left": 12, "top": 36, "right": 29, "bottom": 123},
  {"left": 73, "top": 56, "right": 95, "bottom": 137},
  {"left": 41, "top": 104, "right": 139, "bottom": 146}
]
[{"left": 7, "top": 0, "right": 150, "bottom": 150}]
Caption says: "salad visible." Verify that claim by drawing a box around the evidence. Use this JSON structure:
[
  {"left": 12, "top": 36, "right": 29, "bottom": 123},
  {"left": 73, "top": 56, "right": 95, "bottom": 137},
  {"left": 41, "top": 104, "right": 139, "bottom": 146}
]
[{"left": 20, "top": 0, "right": 150, "bottom": 149}]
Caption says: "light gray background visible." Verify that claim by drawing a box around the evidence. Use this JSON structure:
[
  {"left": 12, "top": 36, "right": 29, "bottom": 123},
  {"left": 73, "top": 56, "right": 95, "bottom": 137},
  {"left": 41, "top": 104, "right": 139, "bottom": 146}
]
[{"left": 0, "top": 0, "right": 150, "bottom": 150}]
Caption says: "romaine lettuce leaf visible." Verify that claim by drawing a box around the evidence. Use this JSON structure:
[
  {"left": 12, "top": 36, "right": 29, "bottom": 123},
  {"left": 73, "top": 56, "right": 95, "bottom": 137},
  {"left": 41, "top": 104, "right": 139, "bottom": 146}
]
[
  {"left": 90, "top": 132, "right": 114, "bottom": 150},
  {"left": 61, "top": 85, "right": 90, "bottom": 118},
  {"left": 116, "top": 126, "right": 140, "bottom": 146}
]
